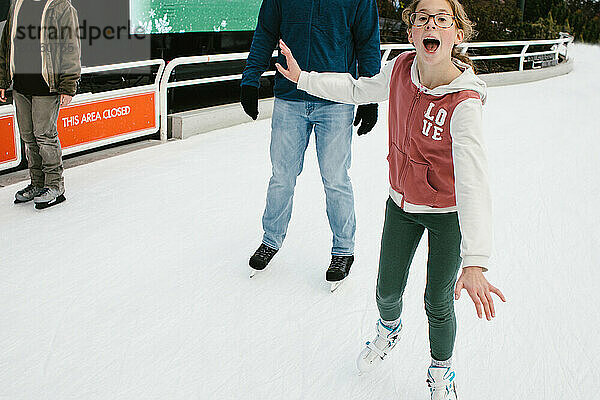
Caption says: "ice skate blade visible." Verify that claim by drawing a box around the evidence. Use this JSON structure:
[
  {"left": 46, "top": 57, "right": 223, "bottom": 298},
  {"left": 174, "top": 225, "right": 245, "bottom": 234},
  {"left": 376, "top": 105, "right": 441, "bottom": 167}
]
[
  {"left": 249, "top": 265, "right": 268, "bottom": 278},
  {"left": 14, "top": 197, "right": 32, "bottom": 204},
  {"left": 329, "top": 277, "right": 348, "bottom": 292},
  {"left": 34, "top": 194, "right": 66, "bottom": 210},
  {"left": 356, "top": 352, "right": 384, "bottom": 375},
  {"left": 356, "top": 358, "right": 380, "bottom": 374}
]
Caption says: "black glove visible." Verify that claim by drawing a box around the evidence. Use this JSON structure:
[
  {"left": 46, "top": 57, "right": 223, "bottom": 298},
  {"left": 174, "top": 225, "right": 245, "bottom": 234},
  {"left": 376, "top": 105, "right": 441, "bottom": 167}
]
[
  {"left": 240, "top": 85, "right": 259, "bottom": 120},
  {"left": 354, "top": 103, "right": 378, "bottom": 135}
]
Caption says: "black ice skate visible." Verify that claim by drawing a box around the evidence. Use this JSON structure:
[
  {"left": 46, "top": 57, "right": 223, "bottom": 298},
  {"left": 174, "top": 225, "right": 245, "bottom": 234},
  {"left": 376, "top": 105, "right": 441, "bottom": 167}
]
[
  {"left": 33, "top": 187, "right": 66, "bottom": 209},
  {"left": 249, "top": 243, "right": 278, "bottom": 277},
  {"left": 326, "top": 255, "right": 354, "bottom": 292}
]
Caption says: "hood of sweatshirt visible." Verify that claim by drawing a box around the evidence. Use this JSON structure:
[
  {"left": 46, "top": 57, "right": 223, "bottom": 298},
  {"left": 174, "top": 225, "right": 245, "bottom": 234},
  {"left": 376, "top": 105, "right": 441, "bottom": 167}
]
[{"left": 409, "top": 54, "right": 487, "bottom": 105}]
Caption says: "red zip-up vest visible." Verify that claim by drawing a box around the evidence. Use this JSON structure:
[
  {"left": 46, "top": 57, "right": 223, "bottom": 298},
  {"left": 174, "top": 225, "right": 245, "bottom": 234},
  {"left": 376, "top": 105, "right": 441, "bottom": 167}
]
[{"left": 388, "top": 52, "right": 481, "bottom": 209}]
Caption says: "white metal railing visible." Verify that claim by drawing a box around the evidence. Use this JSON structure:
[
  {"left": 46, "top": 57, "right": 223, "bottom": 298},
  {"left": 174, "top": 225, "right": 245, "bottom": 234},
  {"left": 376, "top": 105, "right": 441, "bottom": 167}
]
[
  {"left": 61, "top": 59, "right": 165, "bottom": 155},
  {"left": 159, "top": 35, "right": 573, "bottom": 141},
  {"left": 74, "top": 59, "right": 165, "bottom": 106},
  {"left": 381, "top": 34, "right": 574, "bottom": 68},
  {"left": 159, "top": 51, "right": 277, "bottom": 141},
  {"left": 81, "top": 59, "right": 165, "bottom": 75}
]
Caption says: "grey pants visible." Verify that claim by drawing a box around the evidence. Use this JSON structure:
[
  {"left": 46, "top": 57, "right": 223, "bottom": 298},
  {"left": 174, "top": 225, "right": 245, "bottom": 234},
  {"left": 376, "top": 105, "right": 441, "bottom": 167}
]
[{"left": 13, "top": 90, "right": 64, "bottom": 192}]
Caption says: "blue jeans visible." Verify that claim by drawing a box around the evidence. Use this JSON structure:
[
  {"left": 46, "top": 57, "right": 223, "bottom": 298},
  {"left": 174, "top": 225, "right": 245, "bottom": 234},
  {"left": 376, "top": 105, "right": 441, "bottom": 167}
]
[{"left": 262, "top": 98, "right": 356, "bottom": 256}]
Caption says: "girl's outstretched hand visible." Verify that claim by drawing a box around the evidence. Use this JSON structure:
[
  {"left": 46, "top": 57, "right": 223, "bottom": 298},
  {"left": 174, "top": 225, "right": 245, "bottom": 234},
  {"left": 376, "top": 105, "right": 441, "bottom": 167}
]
[
  {"left": 275, "top": 39, "right": 302, "bottom": 83},
  {"left": 455, "top": 267, "right": 506, "bottom": 321}
]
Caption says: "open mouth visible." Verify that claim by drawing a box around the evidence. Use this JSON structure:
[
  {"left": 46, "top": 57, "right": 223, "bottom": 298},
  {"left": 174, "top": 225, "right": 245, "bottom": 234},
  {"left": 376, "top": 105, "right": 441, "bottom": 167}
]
[{"left": 423, "top": 38, "right": 440, "bottom": 53}]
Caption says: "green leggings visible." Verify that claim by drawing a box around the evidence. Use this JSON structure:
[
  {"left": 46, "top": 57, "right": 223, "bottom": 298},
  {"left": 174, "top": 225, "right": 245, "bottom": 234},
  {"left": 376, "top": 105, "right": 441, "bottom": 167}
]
[{"left": 376, "top": 197, "right": 462, "bottom": 361}]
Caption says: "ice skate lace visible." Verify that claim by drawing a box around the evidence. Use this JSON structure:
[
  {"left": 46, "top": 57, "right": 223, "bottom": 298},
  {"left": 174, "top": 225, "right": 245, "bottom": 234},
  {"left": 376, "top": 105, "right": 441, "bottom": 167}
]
[
  {"left": 20, "top": 184, "right": 36, "bottom": 195},
  {"left": 427, "top": 374, "right": 456, "bottom": 399},
  {"left": 330, "top": 256, "right": 349, "bottom": 270},
  {"left": 37, "top": 187, "right": 50, "bottom": 197},
  {"left": 256, "top": 244, "right": 277, "bottom": 260},
  {"left": 427, "top": 379, "right": 453, "bottom": 390}
]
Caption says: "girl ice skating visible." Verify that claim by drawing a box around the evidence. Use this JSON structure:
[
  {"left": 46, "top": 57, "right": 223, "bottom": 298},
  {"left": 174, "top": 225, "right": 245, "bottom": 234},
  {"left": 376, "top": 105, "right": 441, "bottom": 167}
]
[{"left": 275, "top": 0, "right": 506, "bottom": 398}]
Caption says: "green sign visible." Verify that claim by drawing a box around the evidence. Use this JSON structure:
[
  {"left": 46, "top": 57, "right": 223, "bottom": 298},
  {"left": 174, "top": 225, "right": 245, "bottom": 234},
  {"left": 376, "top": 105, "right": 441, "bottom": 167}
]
[{"left": 130, "top": 0, "right": 262, "bottom": 33}]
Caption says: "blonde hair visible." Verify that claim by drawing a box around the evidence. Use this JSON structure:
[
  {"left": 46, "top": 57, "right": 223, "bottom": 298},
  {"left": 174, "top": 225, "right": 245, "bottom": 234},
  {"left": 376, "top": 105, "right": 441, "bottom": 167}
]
[{"left": 401, "top": 0, "right": 476, "bottom": 67}]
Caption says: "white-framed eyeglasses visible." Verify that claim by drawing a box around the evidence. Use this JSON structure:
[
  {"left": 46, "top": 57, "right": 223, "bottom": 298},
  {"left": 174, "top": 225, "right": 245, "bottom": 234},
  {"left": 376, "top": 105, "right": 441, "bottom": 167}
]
[{"left": 409, "top": 12, "right": 455, "bottom": 28}]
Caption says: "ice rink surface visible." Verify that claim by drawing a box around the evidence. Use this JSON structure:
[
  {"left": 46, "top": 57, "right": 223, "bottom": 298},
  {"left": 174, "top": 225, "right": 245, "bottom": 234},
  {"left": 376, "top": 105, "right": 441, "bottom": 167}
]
[{"left": 1, "top": 44, "right": 599, "bottom": 399}]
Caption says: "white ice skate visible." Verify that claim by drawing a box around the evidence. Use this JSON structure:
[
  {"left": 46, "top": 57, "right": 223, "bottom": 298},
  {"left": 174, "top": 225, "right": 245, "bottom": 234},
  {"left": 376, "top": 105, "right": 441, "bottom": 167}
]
[
  {"left": 426, "top": 365, "right": 458, "bottom": 400},
  {"left": 356, "top": 319, "right": 402, "bottom": 374}
]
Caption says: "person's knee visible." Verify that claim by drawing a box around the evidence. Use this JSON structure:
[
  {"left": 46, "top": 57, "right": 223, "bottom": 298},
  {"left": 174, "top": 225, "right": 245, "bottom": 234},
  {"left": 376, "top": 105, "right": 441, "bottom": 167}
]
[
  {"left": 34, "top": 128, "right": 59, "bottom": 145},
  {"left": 424, "top": 291, "right": 454, "bottom": 323},
  {"left": 20, "top": 131, "right": 35, "bottom": 144},
  {"left": 272, "top": 159, "right": 304, "bottom": 182},
  {"left": 320, "top": 164, "right": 351, "bottom": 191}
]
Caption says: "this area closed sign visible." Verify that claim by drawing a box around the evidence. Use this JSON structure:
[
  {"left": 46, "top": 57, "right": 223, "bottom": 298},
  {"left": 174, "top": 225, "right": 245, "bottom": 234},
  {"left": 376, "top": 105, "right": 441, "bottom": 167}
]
[{"left": 58, "top": 92, "right": 156, "bottom": 149}]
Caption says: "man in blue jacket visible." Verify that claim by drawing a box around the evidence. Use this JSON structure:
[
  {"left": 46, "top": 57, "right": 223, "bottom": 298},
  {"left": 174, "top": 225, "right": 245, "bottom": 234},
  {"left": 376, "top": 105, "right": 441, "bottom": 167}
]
[{"left": 241, "top": 0, "right": 381, "bottom": 285}]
